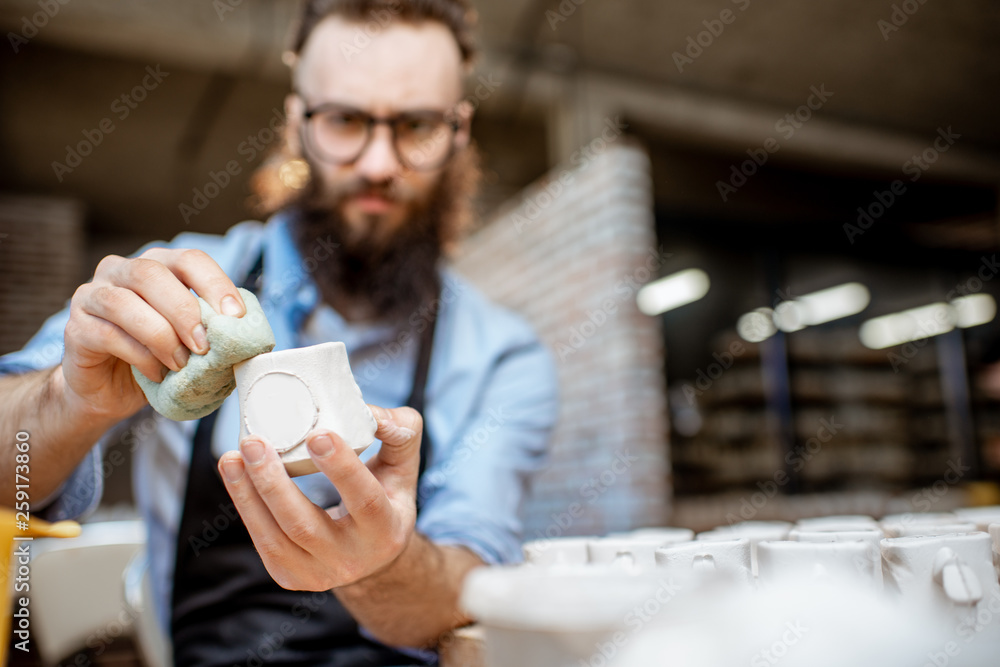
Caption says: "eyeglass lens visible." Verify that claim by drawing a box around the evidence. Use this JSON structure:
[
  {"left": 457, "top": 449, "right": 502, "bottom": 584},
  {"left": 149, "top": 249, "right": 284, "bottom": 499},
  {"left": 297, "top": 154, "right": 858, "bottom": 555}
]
[{"left": 307, "top": 108, "right": 455, "bottom": 170}]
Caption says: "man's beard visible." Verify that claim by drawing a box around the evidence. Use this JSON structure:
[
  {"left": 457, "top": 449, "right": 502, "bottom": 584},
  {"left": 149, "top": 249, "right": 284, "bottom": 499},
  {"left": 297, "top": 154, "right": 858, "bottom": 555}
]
[{"left": 290, "top": 147, "right": 477, "bottom": 324}]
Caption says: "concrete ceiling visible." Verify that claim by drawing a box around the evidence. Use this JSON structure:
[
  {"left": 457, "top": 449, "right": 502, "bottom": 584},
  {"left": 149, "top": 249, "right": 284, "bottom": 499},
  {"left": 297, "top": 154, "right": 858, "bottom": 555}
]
[
  {"left": 487, "top": 0, "right": 1000, "bottom": 152},
  {"left": 0, "top": 0, "right": 997, "bottom": 245},
  {"left": 4, "top": 0, "right": 998, "bottom": 150}
]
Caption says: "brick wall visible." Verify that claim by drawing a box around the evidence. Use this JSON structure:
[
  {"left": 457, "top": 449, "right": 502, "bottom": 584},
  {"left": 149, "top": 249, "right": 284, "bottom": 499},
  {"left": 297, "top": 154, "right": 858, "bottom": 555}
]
[
  {"left": 0, "top": 196, "right": 84, "bottom": 355},
  {"left": 453, "top": 143, "right": 671, "bottom": 539}
]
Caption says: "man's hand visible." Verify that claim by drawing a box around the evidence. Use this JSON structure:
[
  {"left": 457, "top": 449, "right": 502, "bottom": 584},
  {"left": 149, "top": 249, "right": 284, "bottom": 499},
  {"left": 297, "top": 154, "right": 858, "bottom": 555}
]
[
  {"left": 63, "top": 248, "right": 246, "bottom": 424},
  {"left": 1, "top": 247, "right": 248, "bottom": 505},
  {"left": 218, "top": 404, "right": 422, "bottom": 590}
]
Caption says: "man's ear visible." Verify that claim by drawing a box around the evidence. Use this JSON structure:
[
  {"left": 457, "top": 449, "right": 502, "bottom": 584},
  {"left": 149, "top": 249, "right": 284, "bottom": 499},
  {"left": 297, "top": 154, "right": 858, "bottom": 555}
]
[
  {"left": 453, "top": 99, "right": 475, "bottom": 150},
  {"left": 285, "top": 93, "right": 305, "bottom": 155}
]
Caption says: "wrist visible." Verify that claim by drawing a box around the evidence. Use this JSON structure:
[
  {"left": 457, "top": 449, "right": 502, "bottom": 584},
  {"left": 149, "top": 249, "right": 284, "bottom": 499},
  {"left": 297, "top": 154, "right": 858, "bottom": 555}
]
[
  {"left": 51, "top": 365, "right": 131, "bottom": 433},
  {"left": 340, "top": 529, "right": 421, "bottom": 593}
]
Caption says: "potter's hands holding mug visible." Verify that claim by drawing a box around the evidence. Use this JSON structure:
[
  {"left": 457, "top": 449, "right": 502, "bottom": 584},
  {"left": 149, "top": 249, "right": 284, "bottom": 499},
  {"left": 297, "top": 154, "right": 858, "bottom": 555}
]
[
  {"left": 63, "top": 248, "right": 246, "bottom": 423},
  {"left": 218, "top": 404, "right": 422, "bottom": 591}
]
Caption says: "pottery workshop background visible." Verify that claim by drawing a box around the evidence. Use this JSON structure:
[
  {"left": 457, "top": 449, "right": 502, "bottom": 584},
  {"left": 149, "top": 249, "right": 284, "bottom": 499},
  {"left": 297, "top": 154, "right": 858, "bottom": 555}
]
[{"left": 2, "top": 0, "right": 1000, "bottom": 535}]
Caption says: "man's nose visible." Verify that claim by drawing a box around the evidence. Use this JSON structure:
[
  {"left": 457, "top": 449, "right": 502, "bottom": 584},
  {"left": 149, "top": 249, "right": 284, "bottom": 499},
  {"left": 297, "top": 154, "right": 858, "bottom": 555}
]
[{"left": 354, "top": 123, "right": 402, "bottom": 181}]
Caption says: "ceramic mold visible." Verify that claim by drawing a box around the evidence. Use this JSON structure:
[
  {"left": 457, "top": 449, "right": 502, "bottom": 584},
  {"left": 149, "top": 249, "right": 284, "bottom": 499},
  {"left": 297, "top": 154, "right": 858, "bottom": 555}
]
[
  {"left": 881, "top": 532, "right": 1000, "bottom": 614},
  {"left": 789, "top": 528, "right": 884, "bottom": 586},
  {"left": 654, "top": 537, "right": 753, "bottom": 586},
  {"left": 234, "top": 342, "right": 376, "bottom": 477},
  {"left": 954, "top": 506, "right": 1000, "bottom": 532},
  {"left": 521, "top": 537, "right": 591, "bottom": 566},
  {"left": 990, "top": 523, "right": 1000, "bottom": 582},
  {"left": 756, "top": 540, "right": 878, "bottom": 589},
  {"left": 883, "top": 521, "right": 978, "bottom": 538},
  {"left": 879, "top": 512, "right": 958, "bottom": 537},
  {"left": 697, "top": 521, "right": 792, "bottom": 576},
  {"left": 795, "top": 515, "right": 879, "bottom": 531},
  {"left": 587, "top": 531, "right": 693, "bottom": 569}
]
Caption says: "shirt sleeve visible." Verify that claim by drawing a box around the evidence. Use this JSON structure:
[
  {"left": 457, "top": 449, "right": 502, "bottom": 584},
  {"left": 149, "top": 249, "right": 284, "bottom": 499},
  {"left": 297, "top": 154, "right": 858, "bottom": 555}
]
[
  {"left": 0, "top": 221, "right": 265, "bottom": 520},
  {"left": 415, "top": 335, "right": 559, "bottom": 565},
  {"left": 0, "top": 306, "right": 106, "bottom": 520}
]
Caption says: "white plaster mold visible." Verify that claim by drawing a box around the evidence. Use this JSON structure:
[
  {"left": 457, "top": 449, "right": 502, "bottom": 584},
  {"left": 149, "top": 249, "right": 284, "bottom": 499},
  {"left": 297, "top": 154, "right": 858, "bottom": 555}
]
[{"left": 234, "top": 342, "right": 377, "bottom": 477}]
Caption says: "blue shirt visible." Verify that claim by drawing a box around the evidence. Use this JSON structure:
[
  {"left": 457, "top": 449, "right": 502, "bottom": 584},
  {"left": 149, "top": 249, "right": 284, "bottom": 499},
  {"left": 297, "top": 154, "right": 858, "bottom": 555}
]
[{"left": 0, "top": 214, "right": 558, "bottom": 631}]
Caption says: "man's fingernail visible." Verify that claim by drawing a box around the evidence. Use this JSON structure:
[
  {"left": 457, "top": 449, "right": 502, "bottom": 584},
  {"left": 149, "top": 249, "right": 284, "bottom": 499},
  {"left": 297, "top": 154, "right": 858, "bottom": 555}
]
[
  {"left": 242, "top": 438, "right": 265, "bottom": 464},
  {"left": 308, "top": 434, "right": 335, "bottom": 458},
  {"left": 192, "top": 324, "right": 209, "bottom": 354},
  {"left": 173, "top": 346, "right": 190, "bottom": 370},
  {"left": 221, "top": 295, "right": 243, "bottom": 317},
  {"left": 221, "top": 458, "right": 244, "bottom": 483}
]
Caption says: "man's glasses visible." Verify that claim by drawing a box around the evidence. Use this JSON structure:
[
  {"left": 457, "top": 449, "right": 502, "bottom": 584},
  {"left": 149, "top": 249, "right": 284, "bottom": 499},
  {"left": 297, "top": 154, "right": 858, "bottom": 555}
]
[{"left": 299, "top": 101, "right": 462, "bottom": 171}]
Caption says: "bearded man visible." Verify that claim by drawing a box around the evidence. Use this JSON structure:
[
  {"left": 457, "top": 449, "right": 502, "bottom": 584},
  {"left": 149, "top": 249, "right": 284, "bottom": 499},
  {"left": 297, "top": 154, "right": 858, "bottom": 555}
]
[{"left": 0, "top": 1, "right": 558, "bottom": 664}]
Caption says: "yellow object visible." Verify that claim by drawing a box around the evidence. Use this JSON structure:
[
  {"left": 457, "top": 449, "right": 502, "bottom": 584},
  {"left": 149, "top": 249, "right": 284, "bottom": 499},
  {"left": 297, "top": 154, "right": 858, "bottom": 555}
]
[
  {"left": 0, "top": 508, "right": 81, "bottom": 663},
  {"left": 963, "top": 481, "right": 1000, "bottom": 508}
]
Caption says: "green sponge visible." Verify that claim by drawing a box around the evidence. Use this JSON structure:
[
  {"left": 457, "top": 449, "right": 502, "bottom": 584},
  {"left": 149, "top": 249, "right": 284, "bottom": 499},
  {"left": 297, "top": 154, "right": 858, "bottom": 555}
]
[{"left": 132, "top": 288, "right": 276, "bottom": 420}]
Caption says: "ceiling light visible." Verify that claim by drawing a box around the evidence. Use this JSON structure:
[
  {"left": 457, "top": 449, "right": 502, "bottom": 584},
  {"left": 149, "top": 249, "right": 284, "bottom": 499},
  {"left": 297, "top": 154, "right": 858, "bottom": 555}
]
[
  {"left": 774, "top": 282, "right": 870, "bottom": 332},
  {"left": 952, "top": 293, "right": 996, "bottom": 329},
  {"left": 859, "top": 303, "right": 956, "bottom": 349},
  {"left": 737, "top": 308, "right": 777, "bottom": 343},
  {"left": 637, "top": 268, "right": 710, "bottom": 316}
]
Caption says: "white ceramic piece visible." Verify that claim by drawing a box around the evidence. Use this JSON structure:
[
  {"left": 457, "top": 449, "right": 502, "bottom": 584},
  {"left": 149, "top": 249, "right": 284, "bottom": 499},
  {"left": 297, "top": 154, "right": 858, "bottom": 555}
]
[
  {"left": 789, "top": 528, "right": 884, "bottom": 586},
  {"left": 989, "top": 523, "right": 1000, "bottom": 582},
  {"left": 460, "top": 565, "right": 678, "bottom": 667},
  {"left": 697, "top": 521, "right": 792, "bottom": 576},
  {"left": 756, "top": 540, "right": 878, "bottom": 589},
  {"left": 954, "top": 506, "right": 1000, "bottom": 532},
  {"left": 879, "top": 512, "right": 957, "bottom": 537},
  {"left": 587, "top": 538, "right": 658, "bottom": 569},
  {"left": 234, "top": 342, "right": 377, "bottom": 476},
  {"left": 795, "top": 515, "right": 879, "bottom": 531},
  {"left": 521, "top": 537, "right": 591, "bottom": 566},
  {"left": 881, "top": 532, "right": 1000, "bottom": 617},
  {"left": 607, "top": 527, "right": 695, "bottom": 543},
  {"left": 588, "top": 529, "right": 694, "bottom": 568},
  {"left": 654, "top": 537, "right": 753, "bottom": 586},
  {"left": 609, "top": 578, "right": 954, "bottom": 667},
  {"left": 884, "top": 521, "right": 978, "bottom": 538}
]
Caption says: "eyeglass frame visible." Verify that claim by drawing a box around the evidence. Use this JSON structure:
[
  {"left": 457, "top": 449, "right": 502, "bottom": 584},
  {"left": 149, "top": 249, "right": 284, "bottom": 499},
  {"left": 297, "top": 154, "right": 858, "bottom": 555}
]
[{"left": 295, "top": 94, "right": 467, "bottom": 171}]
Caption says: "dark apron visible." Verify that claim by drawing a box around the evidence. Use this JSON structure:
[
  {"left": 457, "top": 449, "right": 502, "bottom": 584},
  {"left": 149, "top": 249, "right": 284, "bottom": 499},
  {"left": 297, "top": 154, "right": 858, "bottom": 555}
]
[{"left": 171, "top": 256, "right": 438, "bottom": 666}]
